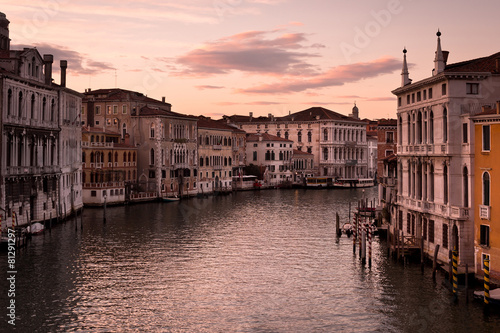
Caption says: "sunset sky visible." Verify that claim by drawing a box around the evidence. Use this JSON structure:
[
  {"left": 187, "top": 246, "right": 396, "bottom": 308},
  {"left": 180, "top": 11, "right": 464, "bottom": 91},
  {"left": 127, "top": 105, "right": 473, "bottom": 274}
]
[{"left": 4, "top": 0, "right": 500, "bottom": 120}]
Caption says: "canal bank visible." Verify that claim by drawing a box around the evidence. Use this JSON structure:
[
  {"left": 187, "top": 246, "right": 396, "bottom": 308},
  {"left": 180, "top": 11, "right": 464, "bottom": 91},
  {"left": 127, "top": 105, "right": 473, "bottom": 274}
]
[{"left": 1, "top": 188, "right": 499, "bottom": 332}]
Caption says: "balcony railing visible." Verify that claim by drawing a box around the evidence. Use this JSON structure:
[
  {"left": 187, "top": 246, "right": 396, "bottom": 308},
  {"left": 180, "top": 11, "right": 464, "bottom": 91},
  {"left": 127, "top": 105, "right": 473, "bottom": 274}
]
[{"left": 450, "top": 206, "right": 470, "bottom": 220}]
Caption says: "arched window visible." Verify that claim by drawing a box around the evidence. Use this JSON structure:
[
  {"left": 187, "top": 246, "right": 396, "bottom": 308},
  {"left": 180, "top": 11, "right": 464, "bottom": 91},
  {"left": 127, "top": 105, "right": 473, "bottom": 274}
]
[
  {"left": 31, "top": 94, "right": 35, "bottom": 119},
  {"left": 123, "top": 152, "right": 126, "bottom": 163},
  {"left": 323, "top": 129, "right": 328, "bottom": 141},
  {"left": 42, "top": 97, "right": 46, "bottom": 121},
  {"left": 297, "top": 132, "right": 301, "bottom": 142},
  {"left": 90, "top": 152, "right": 94, "bottom": 163},
  {"left": 18, "top": 91, "right": 23, "bottom": 117},
  {"left": 122, "top": 123, "right": 127, "bottom": 138},
  {"left": 7, "top": 89, "right": 12, "bottom": 115},
  {"left": 133, "top": 152, "right": 136, "bottom": 162},
  {"left": 307, "top": 131, "right": 312, "bottom": 143},
  {"left": 443, "top": 108, "right": 448, "bottom": 143},
  {"left": 323, "top": 148, "right": 328, "bottom": 160},
  {"left": 429, "top": 111, "right": 434, "bottom": 144},
  {"left": 150, "top": 123, "right": 155, "bottom": 138},
  {"left": 407, "top": 114, "right": 411, "bottom": 144},
  {"left": 108, "top": 152, "right": 112, "bottom": 163},
  {"left": 200, "top": 157, "right": 204, "bottom": 166},
  {"left": 128, "top": 152, "right": 131, "bottom": 163},
  {"left": 115, "top": 152, "right": 118, "bottom": 163},
  {"left": 277, "top": 131, "right": 281, "bottom": 138},
  {"left": 284, "top": 132, "right": 289, "bottom": 140},
  {"left": 417, "top": 112, "right": 422, "bottom": 144},
  {"left": 150, "top": 148, "right": 155, "bottom": 165},
  {"left": 90, "top": 135, "right": 94, "bottom": 143},
  {"left": 463, "top": 166, "right": 469, "bottom": 207},
  {"left": 82, "top": 152, "right": 86, "bottom": 163},
  {"left": 51, "top": 99, "right": 55, "bottom": 122},
  {"left": 483, "top": 172, "right": 490, "bottom": 206},
  {"left": 398, "top": 116, "right": 403, "bottom": 145},
  {"left": 443, "top": 165, "right": 448, "bottom": 205}
]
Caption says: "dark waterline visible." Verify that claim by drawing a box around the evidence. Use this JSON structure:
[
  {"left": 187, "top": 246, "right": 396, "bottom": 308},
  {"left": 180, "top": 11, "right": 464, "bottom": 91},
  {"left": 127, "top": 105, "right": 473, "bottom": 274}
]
[{"left": 1, "top": 188, "right": 499, "bottom": 332}]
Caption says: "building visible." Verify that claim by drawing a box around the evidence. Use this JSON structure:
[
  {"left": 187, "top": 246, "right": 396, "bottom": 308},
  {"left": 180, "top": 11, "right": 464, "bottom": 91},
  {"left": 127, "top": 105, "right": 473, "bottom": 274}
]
[
  {"left": 392, "top": 31, "right": 500, "bottom": 270},
  {"left": 225, "top": 106, "right": 368, "bottom": 178},
  {"left": 471, "top": 102, "right": 500, "bottom": 283},
  {"left": 0, "top": 13, "right": 82, "bottom": 226},
  {"left": 82, "top": 89, "right": 198, "bottom": 199},
  {"left": 291, "top": 149, "right": 315, "bottom": 184},
  {"left": 246, "top": 133, "right": 294, "bottom": 186},
  {"left": 377, "top": 119, "right": 397, "bottom": 181},
  {"left": 197, "top": 116, "right": 235, "bottom": 194},
  {"left": 81, "top": 127, "right": 137, "bottom": 205}
]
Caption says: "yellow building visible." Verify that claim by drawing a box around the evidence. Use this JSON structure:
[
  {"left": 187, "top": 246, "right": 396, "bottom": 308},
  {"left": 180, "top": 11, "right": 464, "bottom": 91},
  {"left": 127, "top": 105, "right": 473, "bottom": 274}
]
[{"left": 472, "top": 102, "right": 500, "bottom": 283}]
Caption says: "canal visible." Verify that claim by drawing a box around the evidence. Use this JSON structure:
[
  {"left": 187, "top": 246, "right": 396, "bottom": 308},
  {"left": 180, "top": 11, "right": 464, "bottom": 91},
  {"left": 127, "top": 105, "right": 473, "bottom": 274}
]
[{"left": 1, "top": 188, "right": 499, "bottom": 332}]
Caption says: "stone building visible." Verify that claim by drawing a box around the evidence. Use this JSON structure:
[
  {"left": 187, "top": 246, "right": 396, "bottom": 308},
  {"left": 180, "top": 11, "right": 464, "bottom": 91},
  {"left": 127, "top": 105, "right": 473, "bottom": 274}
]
[
  {"left": 197, "top": 116, "right": 235, "bottom": 193},
  {"left": 246, "top": 133, "right": 294, "bottom": 186},
  {"left": 392, "top": 31, "right": 500, "bottom": 270},
  {"left": 82, "top": 89, "right": 198, "bottom": 199},
  {"left": 0, "top": 13, "right": 82, "bottom": 226},
  {"left": 81, "top": 127, "right": 137, "bottom": 205},
  {"left": 224, "top": 106, "right": 368, "bottom": 178}
]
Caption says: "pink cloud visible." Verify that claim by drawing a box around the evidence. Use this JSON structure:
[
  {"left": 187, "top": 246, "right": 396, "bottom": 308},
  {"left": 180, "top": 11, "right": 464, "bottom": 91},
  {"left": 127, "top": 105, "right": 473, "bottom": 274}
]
[
  {"left": 365, "top": 97, "right": 396, "bottom": 102},
  {"left": 196, "top": 85, "right": 225, "bottom": 90},
  {"left": 239, "top": 56, "right": 401, "bottom": 94},
  {"left": 172, "top": 30, "right": 320, "bottom": 77}
]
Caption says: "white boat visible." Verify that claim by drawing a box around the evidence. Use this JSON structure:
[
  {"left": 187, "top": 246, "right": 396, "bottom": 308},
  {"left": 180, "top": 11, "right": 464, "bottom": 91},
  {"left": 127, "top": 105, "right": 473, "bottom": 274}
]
[
  {"left": 162, "top": 196, "right": 180, "bottom": 202},
  {"left": 333, "top": 178, "right": 375, "bottom": 188},
  {"left": 27, "top": 223, "right": 45, "bottom": 235}
]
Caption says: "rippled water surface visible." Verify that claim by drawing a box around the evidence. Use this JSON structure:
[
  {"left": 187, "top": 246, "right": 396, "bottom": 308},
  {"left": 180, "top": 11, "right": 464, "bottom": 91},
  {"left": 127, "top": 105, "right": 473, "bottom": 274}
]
[{"left": 1, "top": 188, "right": 499, "bottom": 332}]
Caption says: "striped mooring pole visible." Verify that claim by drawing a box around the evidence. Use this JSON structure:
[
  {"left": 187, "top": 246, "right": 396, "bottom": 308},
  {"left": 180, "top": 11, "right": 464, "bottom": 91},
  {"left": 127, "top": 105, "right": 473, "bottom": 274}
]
[
  {"left": 368, "top": 222, "right": 373, "bottom": 268},
  {"left": 452, "top": 246, "right": 458, "bottom": 301},
  {"left": 353, "top": 215, "right": 357, "bottom": 254},
  {"left": 484, "top": 255, "right": 490, "bottom": 305}
]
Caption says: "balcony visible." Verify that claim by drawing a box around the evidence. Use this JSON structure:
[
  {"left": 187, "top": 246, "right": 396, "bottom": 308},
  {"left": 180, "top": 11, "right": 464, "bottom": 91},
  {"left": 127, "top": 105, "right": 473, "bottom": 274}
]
[
  {"left": 479, "top": 205, "right": 490, "bottom": 220},
  {"left": 213, "top": 145, "right": 222, "bottom": 150},
  {"left": 450, "top": 206, "right": 470, "bottom": 220}
]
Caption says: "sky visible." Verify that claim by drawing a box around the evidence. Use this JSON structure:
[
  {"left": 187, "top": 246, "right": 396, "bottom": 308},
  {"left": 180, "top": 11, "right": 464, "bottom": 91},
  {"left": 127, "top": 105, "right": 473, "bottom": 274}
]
[{"left": 3, "top": 0, "right": 500, "bottom": 120}]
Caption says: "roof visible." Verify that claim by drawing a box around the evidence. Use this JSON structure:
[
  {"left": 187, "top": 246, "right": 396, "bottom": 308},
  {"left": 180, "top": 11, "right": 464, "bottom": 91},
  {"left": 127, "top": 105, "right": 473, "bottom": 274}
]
[
  {"left": 133, "top": 106, "right": 194, "bottom": 120},
  {"left": 377, "top": 118, "right": 397, "bottom": 126},
  {"left": 197, "top": 116, "right": 239, "bottom": 131},
  {"left": 246, "top": 132, "right": 293, "bottom": 143},
  {"left": 292, "top": 149, "right": 313, "bottom": 157},
  {"left": 83, "top": 88, "right": 171, "bottom": 105},
  {"left": 444, "top": 52, "right": 500, "bottom": 73},
  {"left": 224, "top": 106, "right": 365, "bottom": 124}
]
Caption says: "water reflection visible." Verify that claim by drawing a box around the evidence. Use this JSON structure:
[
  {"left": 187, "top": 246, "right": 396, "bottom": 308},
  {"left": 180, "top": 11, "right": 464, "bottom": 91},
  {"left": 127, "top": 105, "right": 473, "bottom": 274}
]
[{"left": 0, "top": 188, "right": 498, "bottom": 332}]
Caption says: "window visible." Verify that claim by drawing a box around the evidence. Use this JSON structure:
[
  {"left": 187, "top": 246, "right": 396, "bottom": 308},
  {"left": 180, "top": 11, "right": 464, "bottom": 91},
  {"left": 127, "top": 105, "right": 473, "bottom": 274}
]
[
  {"left": 91, "top": 190, "right": 97, "bottom": 197},
  {"left": 323, "top": 129, "right": 328, "bottom": 141},
  {"left": 428, "top": 220, "right": 435, "bottom": 243},
  {"left": 423, "top": 90, "right": 427, "bottom": 100},
  {"left": 429, "top": 88, "right": 433, "bottom": 99},
  {"left": 482, "top": 125, "right": 490, "bottom": 151},
  {"left": 429, "top": 111, "right": 434, "bottom": 144},
  {"left": 107, "top": 106, "right": 112, "bottom": 114},
  {"left": 411, "top": 93, "right": 415, "bottom": 103},
  {"left": 407, "top": 95, "right": 410, "bottom": 105},
  {"left": 307, "top": 131, "right": 312, "bottom": 143},
  {"left": 466, "top": 83, "right": 479, "bottom": 95},
  {"left": 423, "top": 218, "right": 428, "bottom": 240},
  {"left": 483, "top": 172, "right": 490, "bottom": 206},
  {"left": 443, "top": 109, "right": 447, "bottom": 143},
  {"left": 150, "top": 148, "right": 155, "bottom": 165},
  {"left": 122, "top": 105, "right": 127, "bottom": 114},
  {"left": 417, "top": 91, "right": 421, "bottom": 102},
  {"left": 323, "top": 148, "right": 328, "bottom": 160},
  {"left": 462, "top": 123, "right": 468, "bottom": 144},
  {"left": 463, "top": 166, "right": 469, "bottom": 207},
  {"left": 307, "top": 147, "right": 312, "bottom": 154},
  {"left": 443, "top": 224, "right": 448, "bottom": 249},
  {"left": 443, "top": 165, "right": 448, "bottom": 205},
  {"left": 106, "top": 119, "right": 111, "bottom": 125},
  {"left": 297, "top": 132, "right": 302, "bottom": 142},
  {"left": 7, "top": 89, "right": 12, "bottom": 115},
  {"left": 406, "top": 213, "right": 411, "bottom": 234},
  {"left": 385, "top": 150, "right": 394, "bottom": 157},
  {"left": 113, "top": 105, "right": 118, "bottom": 114},
  {"left": 150, "top": 123, "right": 155, "bottom": 138},
  {"left": 95, "top": 106, "right": 101, "bottom": 115},
  {"left": 442, "top": 83, "right": 447, "bottom": 96},
  {"left": 285, "top": 132, "right": 289, "bottom": 140},
  {"left": 386, "top": 131, "right": 394, "bottom": 143},
  {"left": 18, "top": 91, "right": 23, "bottom": 117},
  {"left": 480, "top": 225, "right": 490, "bottom": 247},
  {"left": 398, "top": 97, "right": 401, "bottom": 107}
]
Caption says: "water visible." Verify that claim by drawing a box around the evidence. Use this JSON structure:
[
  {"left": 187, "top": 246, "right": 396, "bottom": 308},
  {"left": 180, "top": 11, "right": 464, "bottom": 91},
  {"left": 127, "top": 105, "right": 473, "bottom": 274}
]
[{"left": 1, "top": 188, "right": 499, "bottom": 332}]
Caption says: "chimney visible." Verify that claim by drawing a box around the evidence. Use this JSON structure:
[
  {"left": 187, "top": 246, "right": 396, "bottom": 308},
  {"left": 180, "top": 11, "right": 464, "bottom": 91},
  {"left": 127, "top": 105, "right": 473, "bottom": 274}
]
[
  {"left": 60, "top": 60, "right": 67, "bottom": 87},
  {"left": 44, "top": 54, "right": 53, "bottom": 85},
  {"left": 442, "top": 51, "right": 449, "bottom": 65},
  {"left": 162, "top": 96, "right": 165, "bottom": 103},
  {"left": 249, "top": 112, "right": 253, "bottom": 121}
]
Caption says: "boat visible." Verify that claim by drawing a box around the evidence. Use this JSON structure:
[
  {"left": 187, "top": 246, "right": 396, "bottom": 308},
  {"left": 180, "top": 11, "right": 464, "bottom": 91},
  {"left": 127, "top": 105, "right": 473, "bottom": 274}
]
[
  {"left": 473, "top": 288, "right": 500, "bottom": 305},
  {"left": 162, "top": 196, "right": 180, "bottom": 202},
  {"left": 27, "top": 223, "right": 45, "bottom": 235},
  {"left": 342, "top": 223, "right": 353, "bottom": 237},
  {"left": 305, "top": 176, "right": 334, "bottom": 188},
  {"left": 333, "top": 178, "right": 375, "bottom": 188}
]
